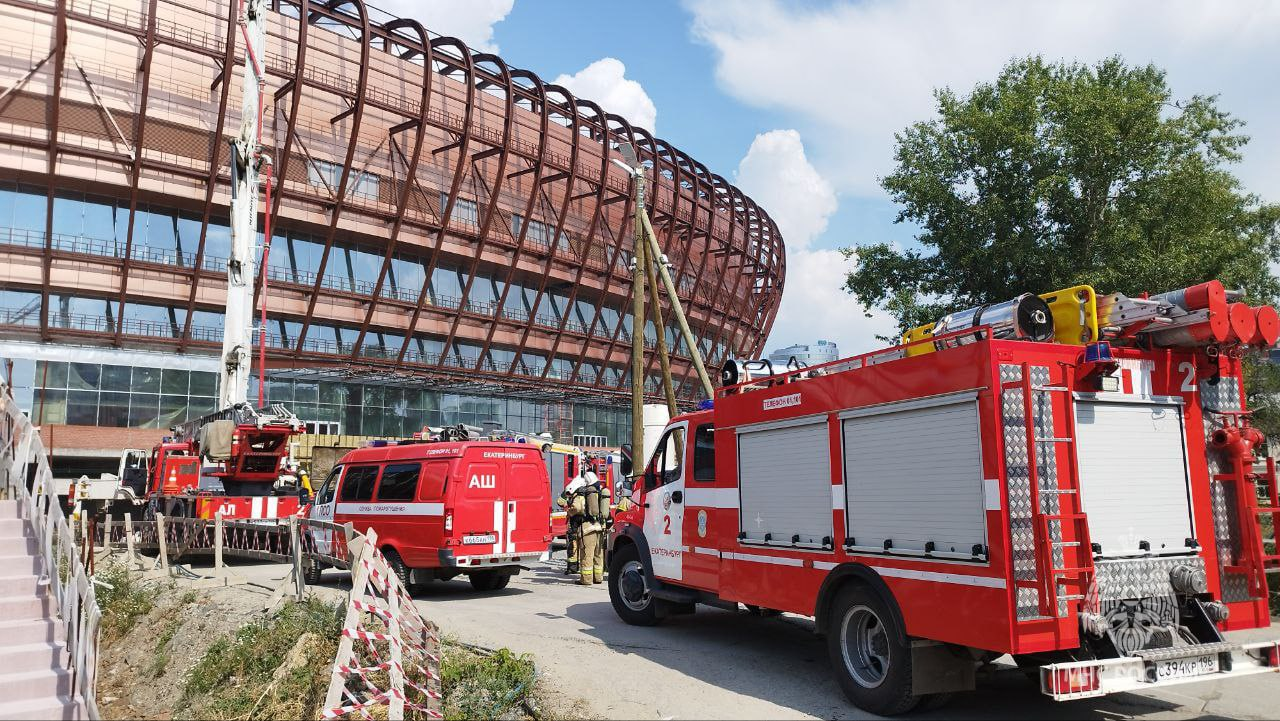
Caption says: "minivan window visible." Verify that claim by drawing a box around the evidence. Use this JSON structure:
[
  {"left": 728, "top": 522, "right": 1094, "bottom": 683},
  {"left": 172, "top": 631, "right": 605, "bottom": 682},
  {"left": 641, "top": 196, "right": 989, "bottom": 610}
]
[
  {"left": 316, "top": 465, "right": 342, "bottom": 505},
  {"left": 377, "top": 463, "right": 420, "bottom": 502},
  {"left": 417, "top": 461, "right": 450, "bottom": 501},
  {"left": 339, "top": 465, "right": 379, "bottom": 502}
]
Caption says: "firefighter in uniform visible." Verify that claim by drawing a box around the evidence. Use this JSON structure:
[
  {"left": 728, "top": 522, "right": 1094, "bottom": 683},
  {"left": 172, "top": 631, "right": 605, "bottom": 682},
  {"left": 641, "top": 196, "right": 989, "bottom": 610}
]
[
  {"left": 571, "top": 465, "right": 611, "bottom": 585},
  {"left": 556, "top": 476, "right": 587, "bottom": 575}
]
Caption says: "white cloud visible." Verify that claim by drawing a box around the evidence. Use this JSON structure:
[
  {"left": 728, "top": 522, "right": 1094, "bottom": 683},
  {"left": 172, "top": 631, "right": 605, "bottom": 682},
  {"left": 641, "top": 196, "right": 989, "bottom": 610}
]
[
  {"left": 378, "top": 0, "right": 514, "bottom": 53},
  {"left": 735, "top": 131, "right": 897, "bottom": 355},
  {"left": 735, "top": 130, "right": 835, "bottom": 251},
  {"left": 553, "top": 58, "right": 658, "bottom": 135},
  {"left": 689, "top": 0, "right": 1280, "bottom": 199}
]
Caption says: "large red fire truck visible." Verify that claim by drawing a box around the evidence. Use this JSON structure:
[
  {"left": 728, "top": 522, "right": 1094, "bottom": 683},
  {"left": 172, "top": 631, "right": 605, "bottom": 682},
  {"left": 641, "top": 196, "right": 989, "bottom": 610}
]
[
  {"left": 69, "top": 403, "right": 307, "bottom": 521},
  {"left": 608, "top": 281, "right": 1280, "bottom": 714},
  {"left": 306, "top": 438, "right": 554, "bottom": 592}
]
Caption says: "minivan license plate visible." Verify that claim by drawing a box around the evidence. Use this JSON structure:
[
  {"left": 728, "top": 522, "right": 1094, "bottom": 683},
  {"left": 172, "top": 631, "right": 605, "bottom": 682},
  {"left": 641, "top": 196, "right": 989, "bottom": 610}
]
[
  {"left": 462, "top": 533, "right": 497, "bottom": 545},
  {"left": 1152, "top": 654, "right": 1218, "bottom": 682}
]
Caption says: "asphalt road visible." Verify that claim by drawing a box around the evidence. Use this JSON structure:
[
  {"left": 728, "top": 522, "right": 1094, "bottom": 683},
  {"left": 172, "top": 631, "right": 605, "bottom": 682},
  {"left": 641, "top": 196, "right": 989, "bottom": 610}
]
[{"left": 390, "top": 555, "right": 1280, "bottom": 720}]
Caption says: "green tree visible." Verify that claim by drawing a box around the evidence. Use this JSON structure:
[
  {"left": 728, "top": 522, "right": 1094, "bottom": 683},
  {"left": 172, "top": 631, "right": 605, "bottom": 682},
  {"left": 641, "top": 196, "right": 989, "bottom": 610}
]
[{"left": 846, "top": 55, "right": 1280, "bottom": 334}]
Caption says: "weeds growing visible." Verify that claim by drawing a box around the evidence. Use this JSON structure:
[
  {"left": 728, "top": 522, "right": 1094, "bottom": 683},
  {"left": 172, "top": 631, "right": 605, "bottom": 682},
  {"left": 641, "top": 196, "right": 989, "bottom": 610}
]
[
  {"left": 95, "top": 561, "right": 159, "bottom": 641},
  {"left": 180, "top": 597, "right": 343, "bottom": 720},
  {"left": 440, "top": 640, "right": 537, "bottom": 721}
]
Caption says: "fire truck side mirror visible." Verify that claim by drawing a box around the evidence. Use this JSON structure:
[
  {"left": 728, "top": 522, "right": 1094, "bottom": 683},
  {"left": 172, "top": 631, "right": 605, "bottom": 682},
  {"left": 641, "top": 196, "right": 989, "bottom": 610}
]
[{"left": 619, "top": 443, "right": 634, "bottom": 477}]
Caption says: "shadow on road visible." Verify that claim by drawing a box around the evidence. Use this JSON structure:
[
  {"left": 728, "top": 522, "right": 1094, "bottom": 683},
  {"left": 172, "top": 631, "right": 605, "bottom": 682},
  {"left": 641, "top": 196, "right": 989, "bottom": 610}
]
[{"left": 559, "top": 594, "right": 1184, "bottom": 720}]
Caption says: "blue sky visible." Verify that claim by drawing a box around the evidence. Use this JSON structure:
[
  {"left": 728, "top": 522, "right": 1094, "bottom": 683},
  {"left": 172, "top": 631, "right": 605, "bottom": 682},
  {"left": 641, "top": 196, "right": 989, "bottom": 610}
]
[{"left": 383, "top": 0, "right": 1280, "bottom": 357}]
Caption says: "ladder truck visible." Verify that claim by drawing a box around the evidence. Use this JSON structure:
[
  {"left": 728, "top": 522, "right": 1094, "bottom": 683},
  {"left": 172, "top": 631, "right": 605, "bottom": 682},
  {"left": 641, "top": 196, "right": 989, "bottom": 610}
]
[
  {"left": 68, "top": 0, "right": 305, "bottom": 521},
  {"left": 607, "top": 280, "right": 1280, "bottom": 714}
]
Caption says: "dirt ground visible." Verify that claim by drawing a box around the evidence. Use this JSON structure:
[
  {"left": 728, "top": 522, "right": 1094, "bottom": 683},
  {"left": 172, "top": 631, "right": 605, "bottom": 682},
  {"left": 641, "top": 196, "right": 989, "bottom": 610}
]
[
  {"left": 94, "top": 554, "right": 591, "bottom": 721},
  {"left": 96, "top": 566, "right": 304, "bottom": 719}
]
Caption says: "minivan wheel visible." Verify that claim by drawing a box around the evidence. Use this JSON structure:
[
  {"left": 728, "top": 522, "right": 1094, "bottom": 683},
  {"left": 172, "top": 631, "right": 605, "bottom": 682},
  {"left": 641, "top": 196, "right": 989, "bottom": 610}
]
[
  {"left": 608, "top": 543, "right": 662, "bottom": 626},
  {"left": 382, "top": 548, "right": 413, "bottom": 591},
  {"left": 469, "top": 571, "right": 511, "bottom": 592},
  {"left": 827, "top": 584, "right": 918, "bottom": 716},
  {"left": 303, "top": 557, "right": 324, "bottom": 585}
]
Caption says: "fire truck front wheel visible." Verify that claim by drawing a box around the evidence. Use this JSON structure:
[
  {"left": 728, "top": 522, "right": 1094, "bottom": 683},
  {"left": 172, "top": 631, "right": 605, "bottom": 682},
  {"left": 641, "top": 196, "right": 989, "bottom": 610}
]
[
  {"left": 608, "top": 543, "right": 662, "bottom": 626},
  {"left": 828, "top": 585, "right": 919, "bottom": 716}
]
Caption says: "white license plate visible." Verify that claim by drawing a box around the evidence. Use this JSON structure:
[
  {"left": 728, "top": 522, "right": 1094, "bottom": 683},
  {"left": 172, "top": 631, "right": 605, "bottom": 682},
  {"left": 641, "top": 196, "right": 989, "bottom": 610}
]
[
  {"left": 462, "top": 534, "right": 497, "bottom": 545},
  {"left": 1151, "top": 654, "right": 1218, "bottom": 682}
]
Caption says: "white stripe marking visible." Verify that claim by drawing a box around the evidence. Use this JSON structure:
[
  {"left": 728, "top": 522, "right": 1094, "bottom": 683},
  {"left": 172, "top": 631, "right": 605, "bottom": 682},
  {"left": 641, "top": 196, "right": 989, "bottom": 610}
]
[
  {"left": 683, "top": 487, "right": 738, "bottom": 509},
  {"left": 506, "top": 501, "right": 517, "bottom": 554},
  {"left": 693, "top": 546, "right": 719, "bottom": 557},
  {"left": 723, "top": 551, "right": 805, "bottom": 567},
  {"left": 832, "top": 484, "right": 845, "bottom": 511},
  {"left": 872, "top": 565, "right": 1006, "bottom": 589},
  {"left": 493, "top": 501, "right": 503, "bottom": 555},
  {"left": 335, "top": 502, "right": 444, "bottom": 516},
  {"left": 267, "top": 497, "right": 279, "bottom": 517},
  {"left": 724, "top": 555, "right": 1005, "bottom": 589},
  {"left": 252, "top": 497, "right": 263, "bottom": 518}
]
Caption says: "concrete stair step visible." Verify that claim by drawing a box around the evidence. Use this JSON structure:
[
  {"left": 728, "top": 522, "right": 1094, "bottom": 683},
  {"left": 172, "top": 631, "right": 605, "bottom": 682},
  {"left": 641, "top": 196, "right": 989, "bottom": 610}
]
[
  {"left": 0, "top": 574, "right": 48, "bottom": 599},
  {"left": 0, "top": 641, "right": 67, "bottom": 670},
  {"left": 0, "top": 668, "right": 72, "bottom": 705},
  {"left": 0, "top": 593, "right": 54, "bottom": 622},
  {"left": 0, "top": 501, "right": 20, "bottom": 519},
  {"left": 0, "top": 518, "right": 28, "bottom": 537},
  {"left": 0, "top": 618, "right": 66, "bottom": 645},
  {"left": 0, "top": 555, "right": 41, "bottom": 575},
  {"left": 0, "top": 694, "right": 82, "bottom": 721},
  {"left": 0, "top": 537, "right": 37, "bottom": 556}
]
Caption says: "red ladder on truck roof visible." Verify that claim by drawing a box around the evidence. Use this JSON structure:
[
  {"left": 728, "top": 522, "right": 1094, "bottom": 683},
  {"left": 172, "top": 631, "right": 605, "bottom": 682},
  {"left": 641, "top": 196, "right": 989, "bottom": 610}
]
[{"left": 1004, "top": 361, "right": 1094, "bottom": 620}]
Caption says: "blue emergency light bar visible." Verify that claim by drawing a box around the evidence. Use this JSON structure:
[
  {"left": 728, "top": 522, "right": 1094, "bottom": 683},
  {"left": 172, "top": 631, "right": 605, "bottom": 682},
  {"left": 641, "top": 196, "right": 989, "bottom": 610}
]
[{"left": 1084, "top": 341, "right": 1114, "bottom": 364}]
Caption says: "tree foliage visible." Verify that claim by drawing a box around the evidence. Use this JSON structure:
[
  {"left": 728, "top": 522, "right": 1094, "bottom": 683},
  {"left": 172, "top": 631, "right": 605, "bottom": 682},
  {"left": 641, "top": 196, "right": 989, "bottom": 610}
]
[{"left": 846, "top": 56, "right": 1280, "bottom": 333}]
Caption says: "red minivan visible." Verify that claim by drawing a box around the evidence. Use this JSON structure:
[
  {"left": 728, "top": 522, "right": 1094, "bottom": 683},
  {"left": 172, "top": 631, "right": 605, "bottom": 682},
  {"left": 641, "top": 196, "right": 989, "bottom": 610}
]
[{"left": 307, "top": 439, "right": 553, "bottom": 591}]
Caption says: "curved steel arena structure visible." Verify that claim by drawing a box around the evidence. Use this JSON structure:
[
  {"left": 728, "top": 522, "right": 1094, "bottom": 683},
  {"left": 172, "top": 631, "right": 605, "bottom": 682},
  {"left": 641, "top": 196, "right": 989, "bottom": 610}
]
[{"left": 0, "top": 0, "right": 784, "bottom": 454}]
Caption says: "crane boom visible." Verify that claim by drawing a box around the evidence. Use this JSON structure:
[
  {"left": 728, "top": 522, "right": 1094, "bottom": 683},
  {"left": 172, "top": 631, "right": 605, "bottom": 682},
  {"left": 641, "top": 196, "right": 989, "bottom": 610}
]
[{"left": 219, "top": 0, "right": 267, "bottom": 409}]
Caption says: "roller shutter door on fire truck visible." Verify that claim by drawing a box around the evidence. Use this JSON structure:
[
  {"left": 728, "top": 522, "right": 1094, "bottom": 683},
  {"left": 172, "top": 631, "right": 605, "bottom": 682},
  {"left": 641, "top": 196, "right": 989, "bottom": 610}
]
[
  {"left": 841, "top": 393, "right": 987, "bottom": 557},
  {"left": 737, "top": 419, "right": 832, "bottom": 547},
  {"left": 1073, "top": 399, "right": 1194, "bottom": 557}
]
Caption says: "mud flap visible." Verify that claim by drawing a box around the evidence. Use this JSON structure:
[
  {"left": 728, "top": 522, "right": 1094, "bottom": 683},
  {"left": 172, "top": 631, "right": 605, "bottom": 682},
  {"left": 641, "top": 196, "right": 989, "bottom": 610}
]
[{"left": 910, "top": 641, "right": 976, "bottom": 695}]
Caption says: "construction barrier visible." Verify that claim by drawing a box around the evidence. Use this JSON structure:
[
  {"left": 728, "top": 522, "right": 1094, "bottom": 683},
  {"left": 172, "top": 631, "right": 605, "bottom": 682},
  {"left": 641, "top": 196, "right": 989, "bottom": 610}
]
[
  {"left": 0, "top": 386, "right": 102, "bottom": 720},
  {"left": 323, "top": 528, "right": 443, "bottom": 720}
]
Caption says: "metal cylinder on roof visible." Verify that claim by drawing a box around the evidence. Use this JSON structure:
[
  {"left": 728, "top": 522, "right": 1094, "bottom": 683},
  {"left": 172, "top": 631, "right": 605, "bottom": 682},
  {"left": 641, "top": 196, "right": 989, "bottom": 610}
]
[
  {"left": 932, "top": 293, "right": 1055, "bottom": 347},
  {"left": 1251, "top": 306, "right": 1279, "bottom": 347},
  {"left": 1227, "top": 303, "right": 1257, "bottom": 344},
  {"left": 1152, "top": 281, "right": 1226, "bottom": 313}
]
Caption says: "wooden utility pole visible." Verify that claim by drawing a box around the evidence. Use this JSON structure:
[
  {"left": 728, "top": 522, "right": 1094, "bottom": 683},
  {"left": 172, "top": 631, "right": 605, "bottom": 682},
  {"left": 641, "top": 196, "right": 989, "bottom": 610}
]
[{"left": 628, "top": 152, "right": 648, "bottom": 470}]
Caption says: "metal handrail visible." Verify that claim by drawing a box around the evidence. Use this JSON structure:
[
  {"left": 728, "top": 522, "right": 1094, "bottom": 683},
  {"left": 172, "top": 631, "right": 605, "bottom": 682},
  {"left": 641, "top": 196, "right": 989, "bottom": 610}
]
[{"left": 0, "top": 387, "right": 101, "bottom": 719}]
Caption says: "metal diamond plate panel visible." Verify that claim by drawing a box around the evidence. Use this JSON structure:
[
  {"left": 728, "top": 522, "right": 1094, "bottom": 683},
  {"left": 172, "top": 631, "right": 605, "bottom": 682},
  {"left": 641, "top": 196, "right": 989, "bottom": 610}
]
[
  {"left": 1003, "top": 364, "right": 1067, "bottom": 618},
  {"left": 1093, "top": 556, "right": 1203, "bottom": 601},
  {"left": 1198, "top": 376, "right": 1252, "bottom": 603}
]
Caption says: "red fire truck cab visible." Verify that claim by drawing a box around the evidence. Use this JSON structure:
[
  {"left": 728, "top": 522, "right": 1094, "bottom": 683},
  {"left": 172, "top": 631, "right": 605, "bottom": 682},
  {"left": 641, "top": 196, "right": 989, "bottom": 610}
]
[
  {"left": 308, "top": 439, "right": 554, "bottom": 592},
  {"left": 608, "top": 284, "right": 1280, "bottom": 715}
]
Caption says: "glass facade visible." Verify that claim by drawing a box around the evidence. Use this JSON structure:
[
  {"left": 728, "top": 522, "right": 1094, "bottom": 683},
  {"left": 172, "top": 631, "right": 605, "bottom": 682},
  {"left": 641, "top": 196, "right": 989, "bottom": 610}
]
[
  {"left": 2, "top": 353, "right": 633, "bottom": 444},
  {"left": 23, "top": 360, "right": 219, "bottom": 428},
  {"left": 0, "top": 182, "right": 733, "bottom": 373}
]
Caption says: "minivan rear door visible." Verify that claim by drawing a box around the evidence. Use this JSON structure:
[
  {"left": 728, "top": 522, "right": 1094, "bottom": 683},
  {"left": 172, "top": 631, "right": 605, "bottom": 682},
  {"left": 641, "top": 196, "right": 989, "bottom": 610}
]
[
  {"left": 453, "top": 452, "right": 505, "bottom": 554},
  {"left": 507, "top": 455, "right": 551, "bottom": 554}
]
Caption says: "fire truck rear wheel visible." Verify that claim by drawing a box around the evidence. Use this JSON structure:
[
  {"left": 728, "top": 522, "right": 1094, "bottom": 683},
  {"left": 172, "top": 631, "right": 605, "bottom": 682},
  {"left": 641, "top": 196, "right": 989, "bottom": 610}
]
[
  {"left": 469, "top": 571, "right": 511, "bottom": 592},
  {"left": 608, "top": 543, "right": 662, "bottom": 626},
  {"left": 827, "top": 584, "right": 918, "bottom": 716}
]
